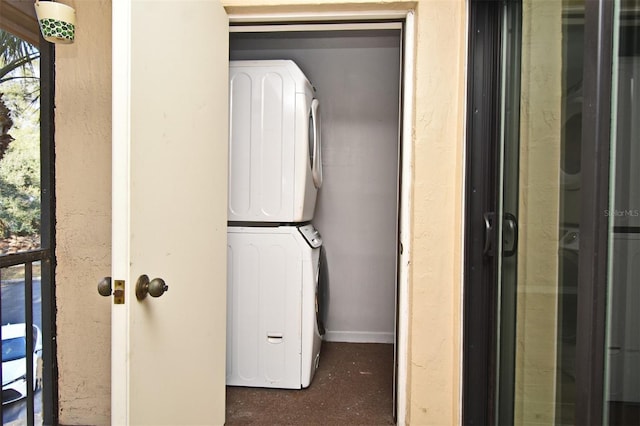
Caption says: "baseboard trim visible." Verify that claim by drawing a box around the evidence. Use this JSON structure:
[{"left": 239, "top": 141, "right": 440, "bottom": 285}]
[{"left": 323, "top": 330, "right": 395, "bottom": 344}]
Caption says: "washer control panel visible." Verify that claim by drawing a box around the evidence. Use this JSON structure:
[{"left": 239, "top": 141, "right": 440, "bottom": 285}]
[{"left": 298, "top": 224, "right": 322, "bottom": 248}]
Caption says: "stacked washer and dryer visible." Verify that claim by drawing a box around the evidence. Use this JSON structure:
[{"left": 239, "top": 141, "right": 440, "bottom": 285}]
[{"left": 226, "top": 60, "right": 325, "bottom": 389}]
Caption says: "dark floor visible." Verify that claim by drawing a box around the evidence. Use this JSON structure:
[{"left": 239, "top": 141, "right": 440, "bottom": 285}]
[{"left": 226, "top": 342, "right": 395, "bottom": 425}]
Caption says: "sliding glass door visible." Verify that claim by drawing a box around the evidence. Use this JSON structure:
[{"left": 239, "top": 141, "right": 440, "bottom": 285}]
[
  {"left": 492, "top": 2, "right": 586, "bottom": 424},
  {"left": 604, "top": 2, "right": 640, "bottom": 424},
  {"left": 465, "top": 1, "right": 639, "bottom": 424},
  {"left": 508, "top": 2, "right": 584, "bottom": 424}
]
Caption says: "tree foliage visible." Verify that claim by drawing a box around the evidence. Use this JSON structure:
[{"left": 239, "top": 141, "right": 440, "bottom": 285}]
[
  {"left": 1, "top": 29, "right": 40, "bottom": 132},
  {"left": 0, "top": 127, "right": 40, "bottom": 237},
  {"left": 0, "top": 29, "right": 41, "bottom": 237},
  {"left": 0, "top": 30, "right": 39, "bottom": 84}
]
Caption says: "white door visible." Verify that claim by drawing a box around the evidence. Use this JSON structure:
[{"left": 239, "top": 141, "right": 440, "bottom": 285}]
[{"left": 111, "top": 1, "right": 228, "bottom": 424}]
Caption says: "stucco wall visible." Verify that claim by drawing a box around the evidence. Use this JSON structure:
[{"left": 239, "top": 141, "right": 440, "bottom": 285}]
[
  {"left": 55, "top": 0, "right": 112, "bottom": 423},
  {"left": 406, "top": 3, "right": 466, "bottom": 423},
  {"left": 514, "top": 1, "right": 562, "bottom": 424},
  {"left": 54, "top": 1, "right": 466, "bottom": 424}
]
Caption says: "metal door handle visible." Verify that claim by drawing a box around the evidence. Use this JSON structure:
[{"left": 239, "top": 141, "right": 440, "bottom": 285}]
[
  {"left": 483, "top": 212, "right": 518, "bottom": 258},
  {"left": 503, "top": 213, "right": 518, "bottom": 257},
  {"left": 483, "top": 212, "right": 496, "bottom": 256},
  {"left": 135, "top": 274, "right": 168, "bottom": 301}
]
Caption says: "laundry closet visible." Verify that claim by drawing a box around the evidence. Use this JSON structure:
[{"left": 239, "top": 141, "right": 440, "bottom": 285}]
[{"left": 228, "top": 25, "right": 402, "bottom": 350}]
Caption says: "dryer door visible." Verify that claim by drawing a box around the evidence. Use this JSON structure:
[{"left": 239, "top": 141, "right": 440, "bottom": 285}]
[{"left": 310, "top": 98, "right": 323, "bottom": 189}]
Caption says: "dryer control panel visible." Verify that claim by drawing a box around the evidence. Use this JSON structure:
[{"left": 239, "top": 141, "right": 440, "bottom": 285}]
[{"left": 298, "top": 224, "right": 322, "bottom": 248}]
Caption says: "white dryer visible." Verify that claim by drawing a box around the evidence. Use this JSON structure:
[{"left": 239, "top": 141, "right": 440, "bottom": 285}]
[
  {"left": 228, "top": 60, "right": 323, "bottom": 223},
  {"left": 226, "top": 224, "right": 325, "bottom": 389}
]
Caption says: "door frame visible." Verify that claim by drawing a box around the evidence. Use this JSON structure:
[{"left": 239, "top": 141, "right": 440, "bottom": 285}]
[
  {"left": 39, "top": 36, "right": 58, "bottom": 426},
  {"left": 462, "top": 1, "right": 507, "bottom": 424},
  {"left": 226, "top": 7, "right": 415, "bottom": 425},
  {"left": 574, "top": 1, "right": 614, "bottom": 424},
  {"left": 462, "top": 1, "right": 616, "bottom": 425}
]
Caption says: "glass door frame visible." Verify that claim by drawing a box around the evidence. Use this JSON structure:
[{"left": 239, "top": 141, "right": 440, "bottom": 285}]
[
  {"left": 462, "top": 0, "right": 615, "bottom": 424},
  {"left": 574, "top": 1, "right": 614, "bottom": 425},
  {"left": 462, "top": 1, "right": 504, "bottom": 424},
  {"left": 39, "top": 34, "right": 58, "bottom": 426}
]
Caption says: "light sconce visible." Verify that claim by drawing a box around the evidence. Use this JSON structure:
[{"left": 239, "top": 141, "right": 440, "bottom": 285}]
[{"left": 34, "top": 0, "right": 76, "bottom": 44}]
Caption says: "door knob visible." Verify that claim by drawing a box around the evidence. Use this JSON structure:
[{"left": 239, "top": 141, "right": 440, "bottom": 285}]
[
  {"left": 98, "top": 276, "right": 112, "bottom": 296},
  {"left": 98, "top": 277, "right": 125, "bottom": 304},
  {"left": 135, "top": 274, "right": 168, "bottom": 301}
]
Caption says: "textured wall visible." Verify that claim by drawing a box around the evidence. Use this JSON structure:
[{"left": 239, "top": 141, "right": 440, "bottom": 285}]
[
  {"left": 514, "top": 1, "right": 562, "bottom": 424},
  {"left": 402, "top": 2, "right": 466, "bottom": 424},
  {"left": 54, "top": 1, "right": 467, "bottom": 425},
  {"left": 55, "top": 0, "right": 112, "bottom": 424}
]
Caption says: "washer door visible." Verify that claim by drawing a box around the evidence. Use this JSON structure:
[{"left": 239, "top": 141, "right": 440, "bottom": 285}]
[
  {"left": 309, "top": 98, "right": 323, "bottom": 189},
  {"left": 316, "top": 246, "right": 329, "bottom": 336}
]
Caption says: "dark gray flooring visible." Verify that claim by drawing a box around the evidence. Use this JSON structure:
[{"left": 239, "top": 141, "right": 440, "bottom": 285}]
[{"left": 226, "top": 342, "right": 395, "bottom": 425}]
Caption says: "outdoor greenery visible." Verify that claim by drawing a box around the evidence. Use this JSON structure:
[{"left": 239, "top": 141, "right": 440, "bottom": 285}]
[
  {"left": 0, "top": 29, "right": 41, "bottom": 238},
  {"left": 0, "top": 123, "right": 40, "bottom": 236}
]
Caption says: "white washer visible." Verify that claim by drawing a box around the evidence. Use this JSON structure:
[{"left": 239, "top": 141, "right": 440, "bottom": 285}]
[
  {"left": 228, "top": 60, "right": 323, "bottom": 223},
  {"left": 607, "top": 232, "right": 640, "bottom": 403},
  {"left": 226, "top": 224, "right": 324, "bottom": 389}
]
